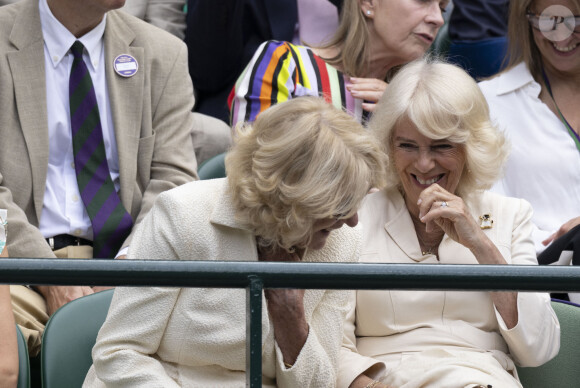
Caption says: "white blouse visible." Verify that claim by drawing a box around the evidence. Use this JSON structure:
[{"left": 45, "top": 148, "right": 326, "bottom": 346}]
[{"left": 479, "top": 62, "right": 580, "bottom": 254}]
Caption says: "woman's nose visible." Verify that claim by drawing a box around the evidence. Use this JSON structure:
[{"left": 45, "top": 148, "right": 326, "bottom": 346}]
[
  {"left": 415, "top": 149, "right": 436, "bottom": 172},
  {"left": 344, "top": 213, "right": 359, "bottom": 228},
  {"left": 426, "top": 2, "right": 445, "bottom": 28}
]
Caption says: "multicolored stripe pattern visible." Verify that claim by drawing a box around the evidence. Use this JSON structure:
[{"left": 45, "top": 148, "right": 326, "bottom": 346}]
[
  {"left": 69, "top": 41, "right": 133, "bottom": 258},
  {"left": 229, "top": 40, "right": 368, "bottom": 126}
]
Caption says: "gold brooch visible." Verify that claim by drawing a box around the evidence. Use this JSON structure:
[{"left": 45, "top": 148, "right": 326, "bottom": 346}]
[{"left": 479, "top": 214, "right": 493, "bottom": 229}]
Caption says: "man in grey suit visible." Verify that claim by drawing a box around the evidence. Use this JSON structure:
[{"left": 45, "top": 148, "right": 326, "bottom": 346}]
[{"left": 0, "top": 0, "right": 197, "bottom": 355}]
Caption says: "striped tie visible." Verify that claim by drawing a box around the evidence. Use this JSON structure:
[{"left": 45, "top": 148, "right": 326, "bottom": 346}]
[{"left": 69, "top": 41, "right": 133, "bottom": 258}]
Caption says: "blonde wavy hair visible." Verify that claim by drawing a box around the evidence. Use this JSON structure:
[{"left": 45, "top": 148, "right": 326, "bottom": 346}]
[
  {"left": 317, "top": 0, "right": 373, "bottom": 78},
  {"left": 504, "top": 0, "right": 580, "bottom": 80},
  {"left": 369, "top": 58, "right": 508, "bottom": 198},
  {"left": 226, "top": 97, "right": 387, "bottom": 251}
]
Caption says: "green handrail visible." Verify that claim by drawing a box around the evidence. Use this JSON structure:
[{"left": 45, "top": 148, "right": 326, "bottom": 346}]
[{"left": 1, "top": 258, "right": 578, "bottom": 387}]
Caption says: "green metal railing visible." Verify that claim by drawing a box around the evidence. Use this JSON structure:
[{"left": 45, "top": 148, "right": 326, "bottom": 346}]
[{"left": 1, "top": 258, "right": 579, "bottom": 387}]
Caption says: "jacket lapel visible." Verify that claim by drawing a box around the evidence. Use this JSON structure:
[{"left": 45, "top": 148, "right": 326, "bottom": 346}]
[
  {"left": 7, "top": 1, "right": 49, "bottom": 221},
  {"left": 383, "top": 189, "right": 429, "bottom": 262},
  {"left": 103, "top": 11, "right": 144, "bottom": 209},
  {"left": 210, "top": 181, "right": 258, "bottom": 262}
]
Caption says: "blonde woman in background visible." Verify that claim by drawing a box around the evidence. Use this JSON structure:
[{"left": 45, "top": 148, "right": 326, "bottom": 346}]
[{"left": 230, "top": 0, "right": 449, "bottom": 126}]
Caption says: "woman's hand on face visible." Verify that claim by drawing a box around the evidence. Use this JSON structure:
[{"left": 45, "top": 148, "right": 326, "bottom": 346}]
[
  {"left": 257, "top": 244, "right": 308, "bottom": 365},
  {"left": 417, "top": 184, "right": 485, "bottom": 251},
  {"left": 347, "top": 77, "right": 388, "bottom": 112},
  {"left": 257, "top": 244, "right": 302, "bottom": 263},
  {"left": 257, "top": 244, "right": 306, "bottom": 325},
  {"left": 542, "top": 216, "right": 580, "bottom": 246}
]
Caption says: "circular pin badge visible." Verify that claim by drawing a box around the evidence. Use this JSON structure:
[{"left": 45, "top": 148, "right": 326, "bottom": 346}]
[{"left": 113, "top": 54, "right": 138, "bottom": 77}]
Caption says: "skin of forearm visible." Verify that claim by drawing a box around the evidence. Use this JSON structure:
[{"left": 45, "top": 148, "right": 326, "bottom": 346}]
[{"left": 470, "top": 236, "right": 519, "bottom": 329}]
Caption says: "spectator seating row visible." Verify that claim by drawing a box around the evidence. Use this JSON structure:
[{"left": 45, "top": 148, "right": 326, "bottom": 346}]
[{"left": 14, "top": 289, "right": 580, "bottom": 388}]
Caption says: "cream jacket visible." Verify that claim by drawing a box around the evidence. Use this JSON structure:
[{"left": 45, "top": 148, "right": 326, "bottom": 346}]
[
  {"left": 338, "top": 189, "right": 560, "bottom": 387},
  {"left": 84, "top": 179, "right": 360, "bottom": 387}
]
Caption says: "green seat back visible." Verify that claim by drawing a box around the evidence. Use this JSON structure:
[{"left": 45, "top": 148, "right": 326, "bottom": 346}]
[
  {"left": 16, "top": 325, "right": 30, "bottom": 388},
  {"left": 516, "top": 300, "right": 580, "bottom": 387},
  {"left": 198, "top": 152, "right": 226, "bottom": 180},
  {"left": 41, "top": 289, "right": 114, "bottom": 388}
]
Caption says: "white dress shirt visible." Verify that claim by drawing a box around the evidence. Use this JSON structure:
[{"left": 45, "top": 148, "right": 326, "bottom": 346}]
[{"left": 39, "top": 0, "right": 119, "bottom": 241}]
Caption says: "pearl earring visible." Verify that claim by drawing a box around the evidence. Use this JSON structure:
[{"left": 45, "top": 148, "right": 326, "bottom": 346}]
[{"left": 366, "top": 10, "right": 372, "bottom": 15}]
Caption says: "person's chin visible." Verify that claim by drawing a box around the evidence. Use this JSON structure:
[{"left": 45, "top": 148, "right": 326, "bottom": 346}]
[{"left": 309, "top": 231, "right": 331, "bottom": 250}]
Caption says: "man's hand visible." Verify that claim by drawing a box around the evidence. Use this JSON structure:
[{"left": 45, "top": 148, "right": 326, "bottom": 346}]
[
  {"left": 92, "top": 286, "right": 115, "bottom": 293},
  {"left": 37, "top": 285, "right": 94, "bottom": 315}
]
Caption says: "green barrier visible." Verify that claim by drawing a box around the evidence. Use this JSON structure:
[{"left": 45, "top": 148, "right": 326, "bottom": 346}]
[{"left": 1, "top": 258, "right": 578, "bottom": 387}]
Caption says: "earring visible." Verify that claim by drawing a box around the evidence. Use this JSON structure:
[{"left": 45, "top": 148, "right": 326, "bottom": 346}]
[{"left": 366, "top": 10, "right": 372, "bottom": 15}]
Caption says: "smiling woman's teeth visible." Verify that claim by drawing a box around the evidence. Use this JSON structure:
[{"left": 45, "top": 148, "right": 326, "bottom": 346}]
[
  {"left": 416, "top": 175, "right": 441, "bottom": 185},
  {"left": 553, "top": 42, "right": 578, "bottom": 52}
]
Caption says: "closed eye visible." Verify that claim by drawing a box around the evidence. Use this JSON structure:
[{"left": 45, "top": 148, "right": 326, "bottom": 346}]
[
  {"left": 431, "top": 144, "right": 454, "bottom": 151},
  {"left": 396, "top": 142, "right": 419, "bottom": 150}
]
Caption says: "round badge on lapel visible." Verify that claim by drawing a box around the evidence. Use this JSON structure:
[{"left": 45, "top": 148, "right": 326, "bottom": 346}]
[{"left": 113, "top": 54, "right": 138, "bottom": 77}]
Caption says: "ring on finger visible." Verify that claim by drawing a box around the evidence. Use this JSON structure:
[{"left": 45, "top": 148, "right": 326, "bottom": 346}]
[{"left": 440, "top": 201, "right": 448, "bottom": 208}]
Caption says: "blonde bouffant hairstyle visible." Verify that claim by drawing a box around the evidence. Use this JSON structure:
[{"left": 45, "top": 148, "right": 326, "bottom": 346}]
[
  {"left": 226, "top": 96, "right": 387, "bottom": 252},
  {"left": 369, "top": 58, "right": 509, "bottom": 198}
]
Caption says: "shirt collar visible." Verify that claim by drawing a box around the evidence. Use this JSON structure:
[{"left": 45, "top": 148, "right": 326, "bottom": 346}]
[
  {"left": 495, "top": 62, "right": 540, "bottom": 97},
  {"left": 39, "top": 0, "right": 106, "bottom": 70}
]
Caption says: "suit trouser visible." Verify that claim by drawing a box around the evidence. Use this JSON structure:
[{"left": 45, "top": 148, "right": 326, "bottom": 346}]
[{"left": 10, "top": 245, "right": 93, "bottom": 356}]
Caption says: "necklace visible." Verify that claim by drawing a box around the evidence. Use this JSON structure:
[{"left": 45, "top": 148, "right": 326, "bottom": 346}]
[{"left": 416, "top": 232, "right": 435, "bottom": 256}]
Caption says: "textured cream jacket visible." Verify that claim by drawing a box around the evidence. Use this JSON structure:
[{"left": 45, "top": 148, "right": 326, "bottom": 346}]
[
  {"left": 84, "top": 178, "right": 360, "bottom": 388},
  {"left": 338, "top": 189, "right": 560, "bottom": 387}
]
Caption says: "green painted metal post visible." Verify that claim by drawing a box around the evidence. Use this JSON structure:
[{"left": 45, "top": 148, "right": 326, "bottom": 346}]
[{"left": 246, "top": 276, "right": 263, "bottom": 387}]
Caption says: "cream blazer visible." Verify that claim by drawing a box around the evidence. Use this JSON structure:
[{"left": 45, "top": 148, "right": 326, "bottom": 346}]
[
  {"left": 338, "top": 189, "right": 560, "bottom": 387},
  {"left": 84, "top": 179, "right": 361, "bottom": 387},
  {"left": 0, "top": 0, "right": 196, "bottom": 258}
]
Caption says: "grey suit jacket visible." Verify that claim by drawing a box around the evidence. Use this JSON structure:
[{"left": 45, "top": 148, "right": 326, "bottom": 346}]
[{"left": 0, "top": 0, "right": 197, "bottom": 258}]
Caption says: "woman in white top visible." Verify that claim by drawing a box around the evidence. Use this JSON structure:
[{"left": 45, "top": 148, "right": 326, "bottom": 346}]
[{"left": 479, "top": 0, "right": 580, "bottom": 254}]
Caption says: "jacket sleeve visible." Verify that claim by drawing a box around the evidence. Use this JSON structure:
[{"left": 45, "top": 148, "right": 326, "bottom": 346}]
[
  {"left": 229, "top": 40, "right": 297, "bottom": 126},
  {"left": 0, "top": 182, "right": 56, "bottom": 259},
  {"left": 275, "top": 225, "right": 365, "bottom": 388},
  {"left": 89, "top": 191, "right": 188, "bottom": 387},
  {"left": 494, "top": 198, "right": 560, "bottom": 367},
  {"left": 275, "top": 290, "right": 351, "bottom": 388}
]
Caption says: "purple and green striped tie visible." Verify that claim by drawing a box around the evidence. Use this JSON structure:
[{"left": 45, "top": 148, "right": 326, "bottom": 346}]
[{"left": 69, "top": 41, "right": 133, "bottom": 258}]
